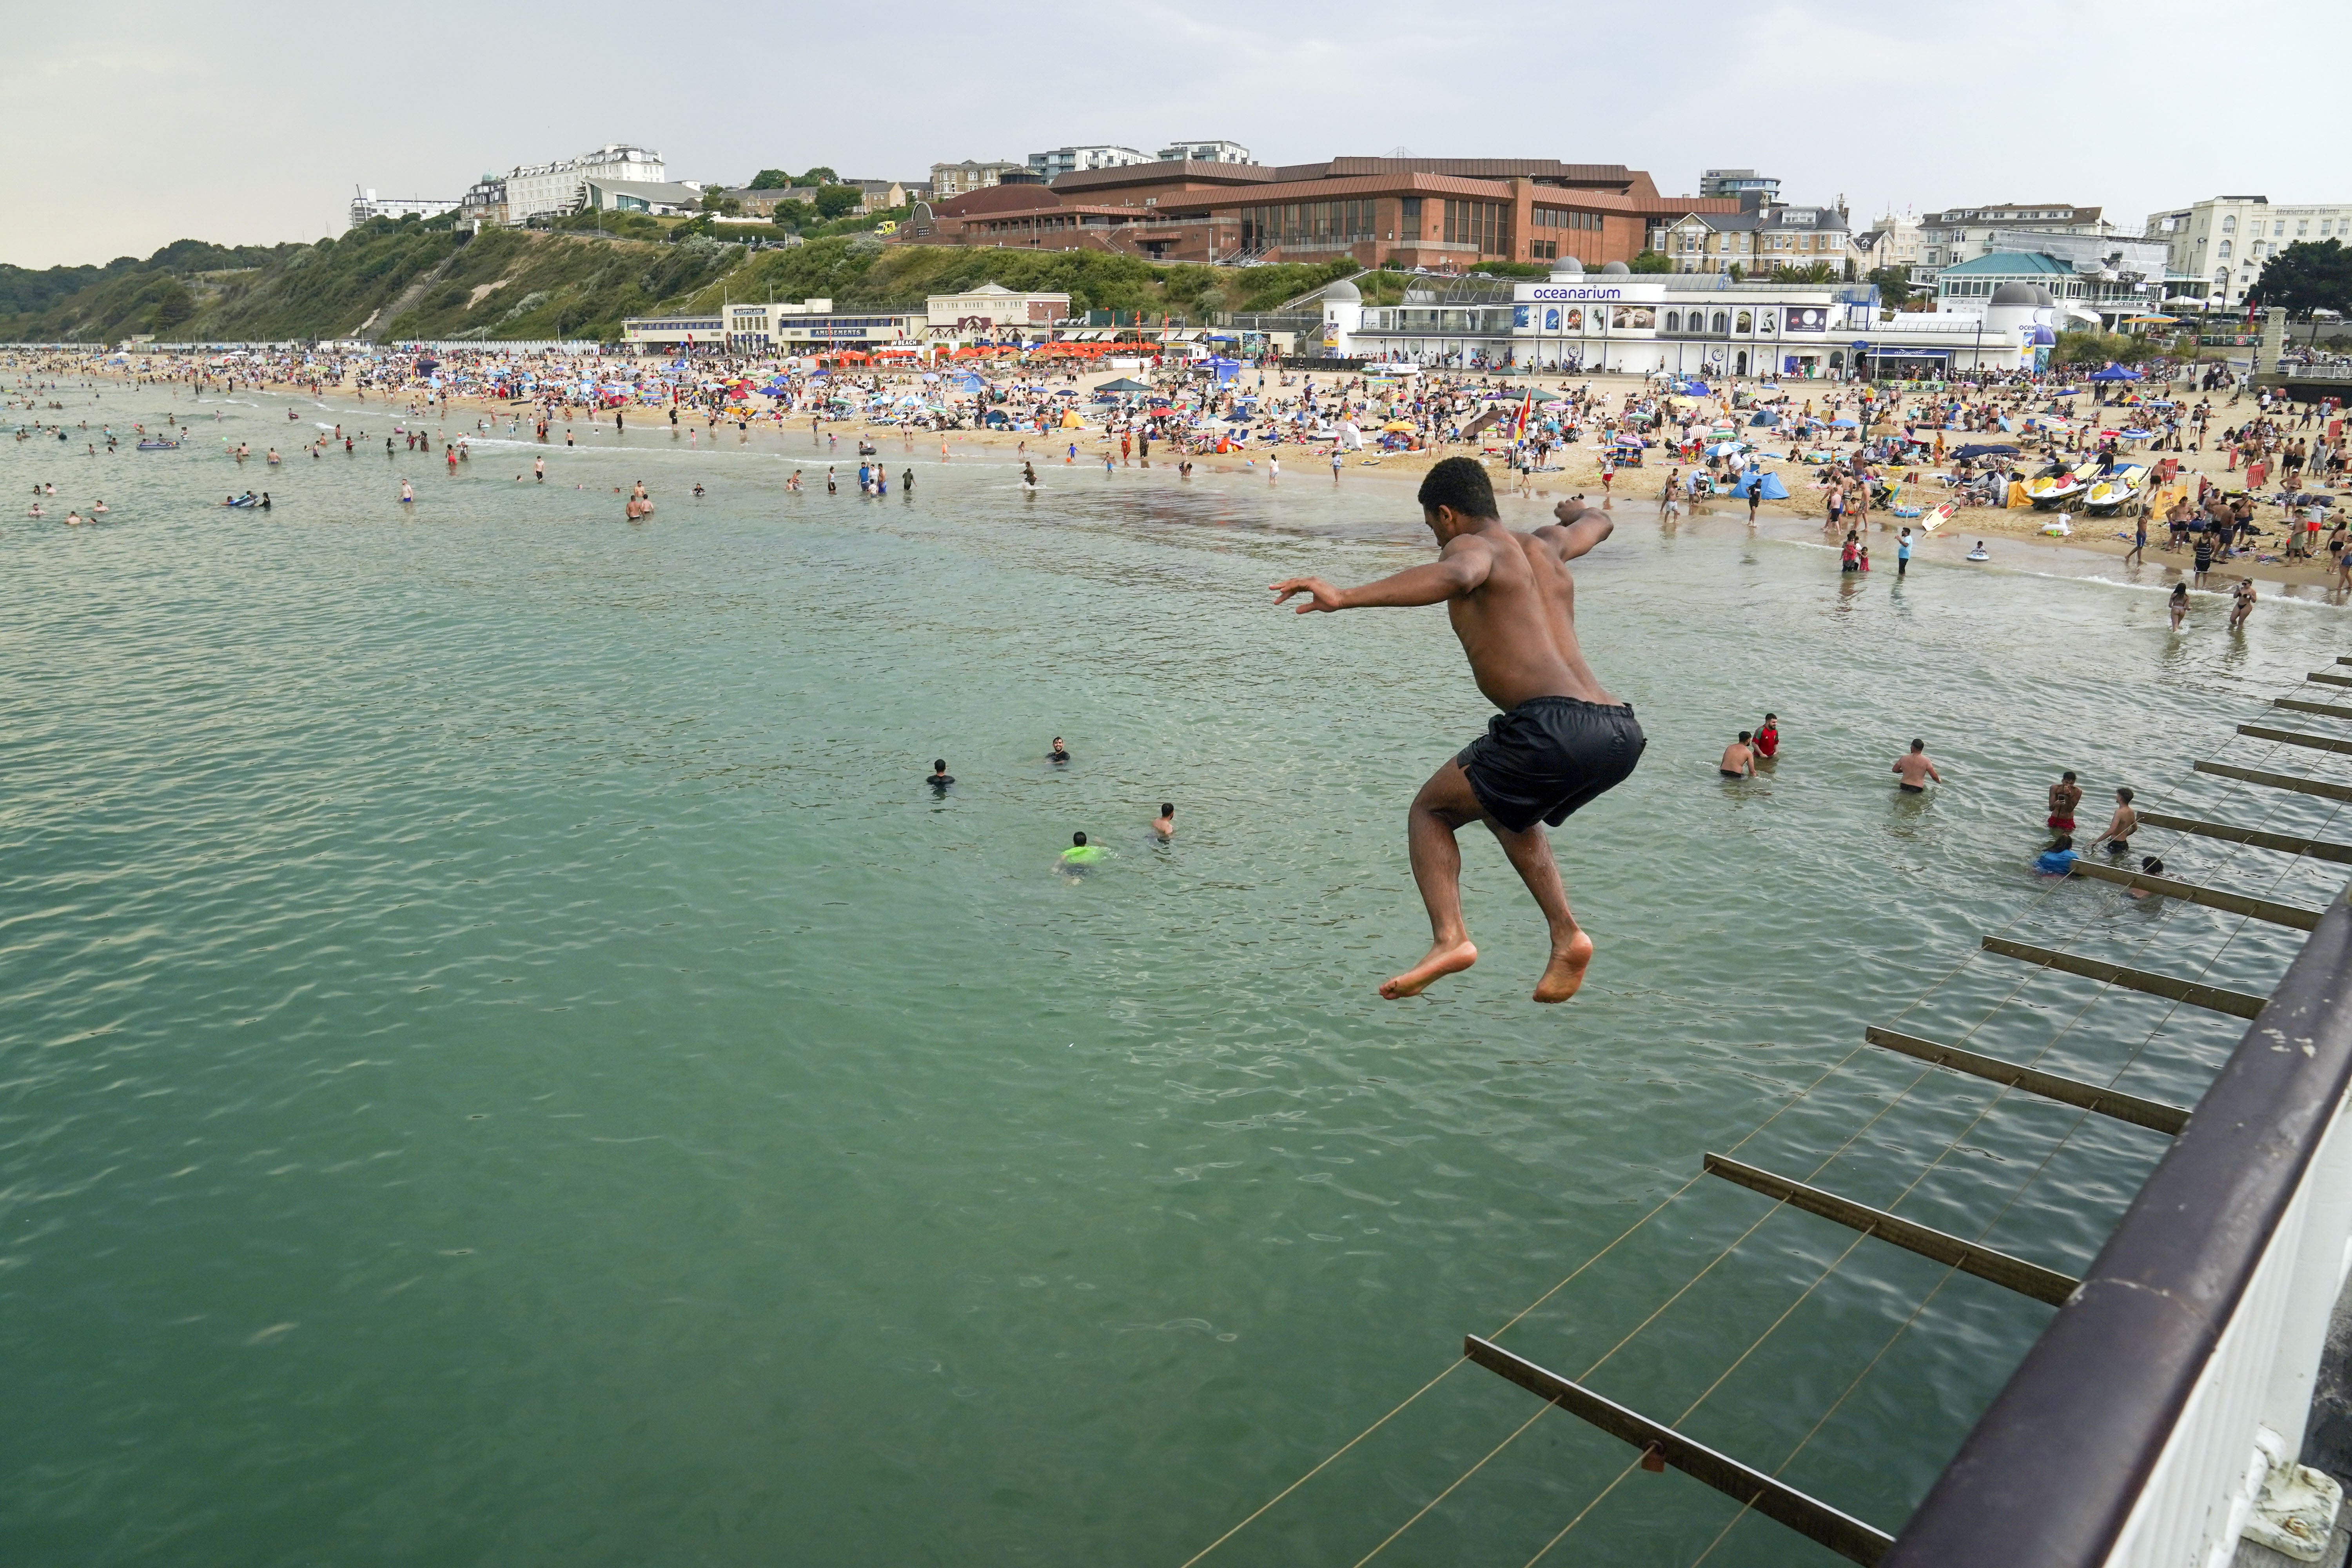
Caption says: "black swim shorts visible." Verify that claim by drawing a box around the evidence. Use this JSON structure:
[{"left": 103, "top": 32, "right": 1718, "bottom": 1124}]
[{"left": 1456, "top": 696, "right": 1645, "bottom": 833}]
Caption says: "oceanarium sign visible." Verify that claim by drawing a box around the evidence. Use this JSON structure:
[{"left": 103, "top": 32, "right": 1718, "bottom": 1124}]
[{"left": 1524, "top": 285, "right": 1627, "bottom": 302}]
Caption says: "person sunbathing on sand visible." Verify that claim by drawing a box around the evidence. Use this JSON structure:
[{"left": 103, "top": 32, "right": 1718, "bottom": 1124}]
[{"left": 1271, "top": 458, "right": 1644, "bottom": 1003}]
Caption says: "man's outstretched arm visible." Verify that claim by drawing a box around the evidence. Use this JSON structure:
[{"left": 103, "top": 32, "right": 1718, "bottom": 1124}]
[
  {"left": 1532, "top": 501, "right": 1615, "bottom": 562},
  {"left": 1272, "top": 539, "right": 1491, "bottom": 612}
]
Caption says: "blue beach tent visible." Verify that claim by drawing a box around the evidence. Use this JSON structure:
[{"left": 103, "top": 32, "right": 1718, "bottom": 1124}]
[{"left": 1734, "top": 466, "right": 1789, "bottom": 501}]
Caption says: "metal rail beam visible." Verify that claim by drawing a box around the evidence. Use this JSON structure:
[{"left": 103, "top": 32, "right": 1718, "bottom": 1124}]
[
  {"left": 1863, "top": 1026, "right": 2188, "bottom": 1135},
  {"left": 2134, "top": 810, "right": 2352, "bottom": 866},
  {"left": 2061, "top": 858, "right": 2324, "bottom": 930},
  {"left": 1464, "top": 1336, "right": 1895, "bottom": 1566},
  {"left": 2192, "top": 760, "right": 2352, "bottom": 802},
  {"left": 1978, "top": 936, "right": 2269, "bottom": 1019},
  {"left": 2307, "top": 670, "right": 2352, "bottom": 688},
  {"left": 1702, "top": 1154, "right": 2080, "bottom": 1306},
  {"left": 2272, "top": 698, "right": 2352, "bottom": 720},
  {"left": 2238, "top": 724, "right": 2352, "bottom": 757}
]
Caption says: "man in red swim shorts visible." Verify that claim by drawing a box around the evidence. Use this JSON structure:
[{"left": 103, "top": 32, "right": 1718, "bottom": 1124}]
[{"left": 2048, "top": 770, "right": 2081, "bottom": 848}]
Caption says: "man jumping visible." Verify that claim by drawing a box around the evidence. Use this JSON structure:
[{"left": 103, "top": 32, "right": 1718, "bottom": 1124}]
[{"left": 1271, "top": 457, "right": 1644, "bottom": 1003}]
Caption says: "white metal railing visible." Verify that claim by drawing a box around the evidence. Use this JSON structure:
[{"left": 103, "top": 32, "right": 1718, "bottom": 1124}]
[
  {"left": 1885, "top": 892, "right": 2352, "bottom": 1567},
  {"left": 2102, "top": 1088, "right": 2352, "bottom": 1566}
]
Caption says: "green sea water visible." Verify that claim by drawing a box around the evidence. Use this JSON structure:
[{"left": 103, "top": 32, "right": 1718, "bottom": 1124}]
[{"left": 4, "top": 382, "right": 2348, "bottom": 1566}]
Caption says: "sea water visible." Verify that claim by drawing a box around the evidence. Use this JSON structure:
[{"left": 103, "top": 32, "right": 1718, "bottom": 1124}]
[{"left": 3, "top": 384, "right": 2347, "bottom": 1564}]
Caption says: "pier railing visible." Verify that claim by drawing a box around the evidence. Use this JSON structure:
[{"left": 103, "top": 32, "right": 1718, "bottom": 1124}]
[
  {"left": 1174, "top": 662, "right": 2352, "bottom": 1568},
  {"left": 1884, "top": 892, "right": 2352, "bottom": 1566}
]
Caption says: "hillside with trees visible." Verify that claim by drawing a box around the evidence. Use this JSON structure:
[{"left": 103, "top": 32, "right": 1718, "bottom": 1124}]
[{"left": 2, "top": 216, "right": 1365, "bottom": 345}]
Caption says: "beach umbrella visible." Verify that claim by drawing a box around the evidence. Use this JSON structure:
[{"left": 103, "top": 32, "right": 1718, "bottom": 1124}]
[
  {"left": 1704, "top": 440, "right": 1747, "bottom": 456},
  {"left": 1097, "top": 377, "right": 1152, "bottom": 393},
  {"left": 1829, "top": 417, "right": 1859, "bottom": 428}
]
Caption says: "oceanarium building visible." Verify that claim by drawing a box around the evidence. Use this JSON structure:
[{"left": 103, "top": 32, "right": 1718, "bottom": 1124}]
[{"left": 1325, "top": 259, "right": 2048, "bottom": 377}]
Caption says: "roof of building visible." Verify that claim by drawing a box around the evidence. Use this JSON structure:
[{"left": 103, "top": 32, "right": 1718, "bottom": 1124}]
[
  {"left": 584, "top": 178, "right": 704, "bottom": 204},
  {"left": 1924, "top": 204, "right": 2102, "bottom": 224},
  {"left": 1662, "top": 203, "right": 1849, "bottom": 235},
  {"left": 1049, "top": 156, "right": 1712, "bottom": 205},
  {"left": 1938, "top": 250, "right": 2074, "bottom": 276}
]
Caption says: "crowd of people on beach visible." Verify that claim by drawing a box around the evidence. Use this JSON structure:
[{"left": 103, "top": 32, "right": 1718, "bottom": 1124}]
[{"left": 12, "top": 338, "right": 2350, "bottom": 611}]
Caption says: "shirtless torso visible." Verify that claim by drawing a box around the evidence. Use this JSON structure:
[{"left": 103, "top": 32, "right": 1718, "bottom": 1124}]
[{"left": 1893, "top": 749, "right": 1942, "bottom": 790}]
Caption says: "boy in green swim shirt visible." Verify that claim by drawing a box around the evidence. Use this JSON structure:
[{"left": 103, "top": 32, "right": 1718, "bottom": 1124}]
[{"left": 1060, "top": 831, "right": 1104, "bottom": 866}]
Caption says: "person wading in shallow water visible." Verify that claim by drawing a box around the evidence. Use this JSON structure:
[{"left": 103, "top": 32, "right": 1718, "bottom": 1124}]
[{"left": 1270, "top": 457, "right": 1645, "bottom": 1004}]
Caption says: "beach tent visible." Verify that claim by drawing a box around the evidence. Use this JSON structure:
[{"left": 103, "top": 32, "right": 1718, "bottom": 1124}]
[
  {"left": 1951, "top": 443, "right": 2019, "bottom": 461},
  {"left": 2086, "top": 363, "right": 2141, "bottom": 383},
  {"left": 1207, "top": 357, "right": 1243, "bottom": 383},
  {"left": 1733, "top": 466, "right": 1789, "bottom": 501},
  {"left": 947, "top": 371, "right": 985, "bottom": 395},
  {"left": 1096, "top": 377, "right": 1152, "bottom": 394}
]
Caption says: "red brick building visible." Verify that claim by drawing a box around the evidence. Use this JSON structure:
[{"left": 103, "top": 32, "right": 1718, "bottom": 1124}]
[{"left": 891, "top": 158, "right": 1734, "bottom": 269}]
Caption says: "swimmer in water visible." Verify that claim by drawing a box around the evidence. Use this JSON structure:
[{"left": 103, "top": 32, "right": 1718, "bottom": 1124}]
[
  {"left": 400, "top": 480, "right": 414, "bottom": 504},
  {"left": 2092, "top": 787, "right": 2138, "bottom": 857},
  {"left": 2033, "top": 834, "right": 2078, "bottom": 876},
  {"left": 2127, "top": 855, "right": 2166, "bottom": 900},
  {"left": 1060, "top": 831, "right": 1103, "bottom": 867},
  {"left": 1892, "top": 739, "right": 1941, "bottom": 794},
  {"left": 1966, "top": 540, "right": 1990, "bottom": 561},
  {"left": 1022, "top": 462, "right": 1038, "bottom": 490},
  {"left": 1049, "top": 737, "right": 1071, "bottom": 764},
  {"left": 1271, "top": 460, "right": 1638, "bottom": 1004},
  {"left": 1719, "top": 731, "right": 1756, "bottom": 779},
  {"left": 2169, "top": 581, "right": 2189, "bottom": 631},
  {"left": 1152, "top": 803, "right": 1174, "bottom": 839},
  {"left": 928, "top": 759, "right": 954, "bottom": 789}
]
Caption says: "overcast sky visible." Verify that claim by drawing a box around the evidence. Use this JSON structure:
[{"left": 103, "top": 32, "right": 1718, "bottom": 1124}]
[{"left": 9, "top": 0, "right": 2345, "bottom": 270}]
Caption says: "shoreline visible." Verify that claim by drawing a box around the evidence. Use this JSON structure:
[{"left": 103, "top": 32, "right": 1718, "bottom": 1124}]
[{"left": 67, "top": 364, "right": 2352, "bottom": 603}]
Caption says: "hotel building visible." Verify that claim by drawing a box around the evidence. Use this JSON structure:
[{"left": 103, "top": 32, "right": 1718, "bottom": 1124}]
[{"left": 506, "top": 145, "right": 666, "bottom": 224}]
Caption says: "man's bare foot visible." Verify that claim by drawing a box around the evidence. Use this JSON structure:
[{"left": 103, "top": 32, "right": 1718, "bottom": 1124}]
[
  {"left": 1380, "top": 940, "right": 1477, "bottom": 999},
  {"left": 1533, "top": 931, "right": 1595, "bottom": 1003}
]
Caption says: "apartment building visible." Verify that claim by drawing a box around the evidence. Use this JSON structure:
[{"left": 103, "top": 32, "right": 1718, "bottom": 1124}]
[
  {"left": 2145, "top": 195, "right": 2352, "bottom": 309},
  {"left": 505, "top": 144, "right": 666, "bottom": 223}
]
